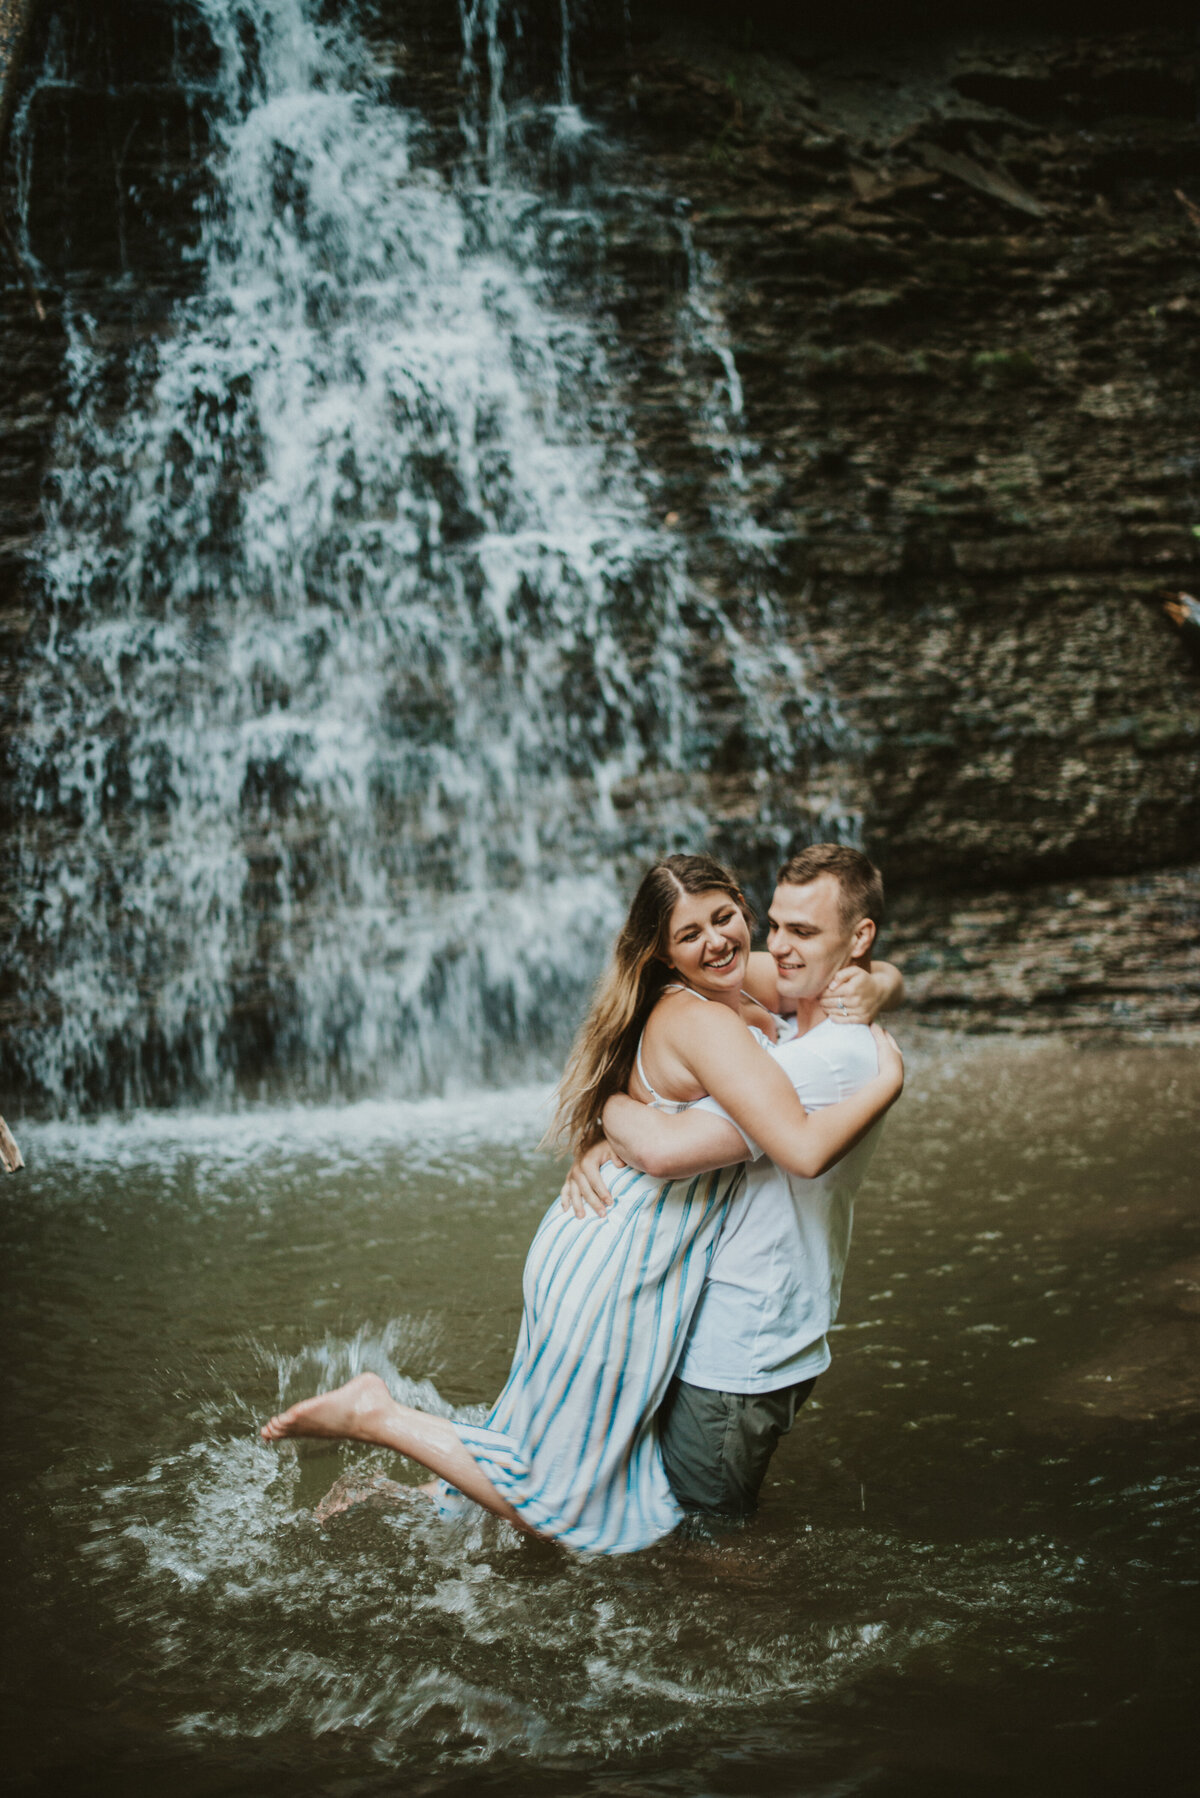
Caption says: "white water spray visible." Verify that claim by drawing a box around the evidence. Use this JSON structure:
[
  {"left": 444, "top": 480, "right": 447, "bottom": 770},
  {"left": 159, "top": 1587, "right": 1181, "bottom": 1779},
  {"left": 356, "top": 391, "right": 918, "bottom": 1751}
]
[{"left": 7, "top": 0, "right": 856, "bottom": 1110}]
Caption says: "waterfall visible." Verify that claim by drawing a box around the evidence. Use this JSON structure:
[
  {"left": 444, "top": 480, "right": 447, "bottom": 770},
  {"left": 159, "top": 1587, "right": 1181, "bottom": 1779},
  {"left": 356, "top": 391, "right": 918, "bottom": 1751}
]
[{"left": 4, "top": 0, "right": 857, "bottom": 1113}]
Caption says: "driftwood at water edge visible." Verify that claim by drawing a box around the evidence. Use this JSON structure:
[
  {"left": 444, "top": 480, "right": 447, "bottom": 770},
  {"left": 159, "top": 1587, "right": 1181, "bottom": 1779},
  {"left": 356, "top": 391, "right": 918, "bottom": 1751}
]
[{"left": 0, "top": 1115, "right": 24, "bottom": 1173}]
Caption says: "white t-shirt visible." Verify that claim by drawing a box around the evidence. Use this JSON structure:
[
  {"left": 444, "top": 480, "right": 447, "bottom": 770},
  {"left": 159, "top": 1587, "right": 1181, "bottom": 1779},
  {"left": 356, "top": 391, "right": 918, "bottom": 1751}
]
[{"left": 675, "top": 1019, "right": 882, "bottom": 1394}]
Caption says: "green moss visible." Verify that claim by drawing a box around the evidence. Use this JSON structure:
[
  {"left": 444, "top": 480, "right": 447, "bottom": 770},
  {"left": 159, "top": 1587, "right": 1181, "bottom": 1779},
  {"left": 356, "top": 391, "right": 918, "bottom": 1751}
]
[
  {"left": 972, "top": 348, "right": 1039, "bottom": 387},
  {"left": 1132, "top": 713, "right": 1200, "bottom": 751}
]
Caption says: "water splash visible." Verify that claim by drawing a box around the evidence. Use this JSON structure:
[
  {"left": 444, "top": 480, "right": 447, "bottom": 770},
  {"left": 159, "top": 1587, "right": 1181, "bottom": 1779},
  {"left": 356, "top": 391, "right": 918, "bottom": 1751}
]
[
  {"left": 6, "top": 0, "right": 858, "bottom": 1112},
  {"left": 268, "top": 1316, "right": 455, "bottom": 1419},
  {"left": 72, "top": 1336, "right": 1099, "bottom": 1774}
]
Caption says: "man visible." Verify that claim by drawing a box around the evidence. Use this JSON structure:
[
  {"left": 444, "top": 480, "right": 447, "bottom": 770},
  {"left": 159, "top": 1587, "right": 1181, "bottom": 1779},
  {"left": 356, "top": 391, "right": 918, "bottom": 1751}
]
[{"left": 574, "top": 843, "right": 898, "bottom": 1525}]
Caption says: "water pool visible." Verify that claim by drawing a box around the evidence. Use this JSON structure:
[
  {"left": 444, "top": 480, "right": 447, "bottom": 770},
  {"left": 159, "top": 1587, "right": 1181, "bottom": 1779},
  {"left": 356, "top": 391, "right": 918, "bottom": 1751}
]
[{"left": 3, "top": 1031, "right": 1198, "bottom": 1795}]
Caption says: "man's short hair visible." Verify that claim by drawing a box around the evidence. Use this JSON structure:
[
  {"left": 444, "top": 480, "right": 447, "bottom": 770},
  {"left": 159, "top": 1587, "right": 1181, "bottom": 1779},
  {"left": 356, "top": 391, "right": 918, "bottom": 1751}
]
[{"left": 776, "top": 844, "right": 884, "bottom": 930}]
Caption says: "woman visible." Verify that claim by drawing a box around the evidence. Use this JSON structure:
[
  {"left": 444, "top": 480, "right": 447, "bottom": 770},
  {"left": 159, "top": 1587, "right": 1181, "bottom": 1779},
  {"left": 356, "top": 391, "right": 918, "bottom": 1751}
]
[{"left": 262, "top": 854, "right": 904, "bottom": 1553}]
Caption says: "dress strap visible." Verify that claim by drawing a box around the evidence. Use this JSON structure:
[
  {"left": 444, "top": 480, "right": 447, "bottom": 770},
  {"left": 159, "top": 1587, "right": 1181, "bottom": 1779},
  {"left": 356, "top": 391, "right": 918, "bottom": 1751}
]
[
  {"left": 636, "top": 982, "right": 711, "bottom": 1109},
  {"left": 634, "top": 1031, "right": 665, "bottom": 1107}
]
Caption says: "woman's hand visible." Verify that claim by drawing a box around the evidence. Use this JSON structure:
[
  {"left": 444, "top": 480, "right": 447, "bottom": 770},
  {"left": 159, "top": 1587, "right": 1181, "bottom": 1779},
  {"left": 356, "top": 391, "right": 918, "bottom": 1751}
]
[
  {"left": 559, "top": 1138, "right": 623, "bottom": 1219},
  {"left": 820, "top": 962, "right": 900, "bottom": 1025},
  {"left": 870, "top": 1023, "right": 905, "bottom": 1102}
]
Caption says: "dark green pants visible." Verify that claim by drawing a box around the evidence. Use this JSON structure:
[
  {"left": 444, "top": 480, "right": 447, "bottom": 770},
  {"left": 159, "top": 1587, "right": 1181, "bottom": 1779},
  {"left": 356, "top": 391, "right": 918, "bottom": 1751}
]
[{"left": 658, "top": 1375, "right": 818, "bottom": 1520}]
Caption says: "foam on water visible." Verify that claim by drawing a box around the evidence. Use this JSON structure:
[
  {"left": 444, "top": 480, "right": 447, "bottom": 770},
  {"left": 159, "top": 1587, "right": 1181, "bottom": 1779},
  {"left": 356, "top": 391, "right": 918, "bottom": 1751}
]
[
  {"left": 19, "top": 1083, "right": 554, "bottom": 1172},
  {"left": 71, "top": 1322, "right": 1106, "bottom": 1771}
]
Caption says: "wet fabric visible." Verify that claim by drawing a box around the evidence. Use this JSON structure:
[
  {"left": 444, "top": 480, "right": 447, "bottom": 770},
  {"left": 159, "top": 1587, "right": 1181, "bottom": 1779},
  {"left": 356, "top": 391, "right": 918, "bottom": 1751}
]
[
  {"left": 443, "top": 1157, "right": 747, "bottom": 1555},
  {"left": 658, "top": 1375, "right": 818, "bottom": 1519},
  {"left": 438, "top": 991, "right": 764, "bottom": 1554}
]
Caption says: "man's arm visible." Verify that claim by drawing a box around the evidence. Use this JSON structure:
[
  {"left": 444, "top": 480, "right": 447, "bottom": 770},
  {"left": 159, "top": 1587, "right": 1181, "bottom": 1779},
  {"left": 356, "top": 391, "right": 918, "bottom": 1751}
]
[{"left": 601, "top": 1093, "right": 750, "bottom": 1181}]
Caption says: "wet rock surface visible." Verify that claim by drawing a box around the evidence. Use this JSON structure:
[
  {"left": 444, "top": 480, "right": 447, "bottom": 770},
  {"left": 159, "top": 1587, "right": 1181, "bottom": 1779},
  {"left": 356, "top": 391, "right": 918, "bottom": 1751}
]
[
  {"left": 569, "top": 14, "right": 1200, "bottom": 887},
  {"left": 882, "top": 862, "right": 1200, "bottom": 1031},
  {"left": 407, "top": 4, "right": 1200, "bottom": 1021}
]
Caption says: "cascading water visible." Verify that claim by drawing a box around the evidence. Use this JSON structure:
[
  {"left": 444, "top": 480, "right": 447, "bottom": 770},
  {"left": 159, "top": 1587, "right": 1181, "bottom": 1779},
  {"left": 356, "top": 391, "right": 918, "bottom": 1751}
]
[{"left": 4, "top": 0, "right": 858, "bottom": 1113}]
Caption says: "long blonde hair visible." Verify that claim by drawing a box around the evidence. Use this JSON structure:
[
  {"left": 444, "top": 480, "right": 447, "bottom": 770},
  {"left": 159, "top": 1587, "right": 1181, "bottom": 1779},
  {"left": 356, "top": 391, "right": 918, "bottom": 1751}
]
[{"left": 545, "top": 853, "right": 753, "bottom": 1156}]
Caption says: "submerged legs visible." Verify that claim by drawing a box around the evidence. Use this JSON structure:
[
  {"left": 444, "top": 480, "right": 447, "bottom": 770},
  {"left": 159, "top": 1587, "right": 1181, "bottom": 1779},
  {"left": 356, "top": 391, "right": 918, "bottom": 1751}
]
[{"left": 261, "top": 1373, "right": 531, "bottom": 1532}]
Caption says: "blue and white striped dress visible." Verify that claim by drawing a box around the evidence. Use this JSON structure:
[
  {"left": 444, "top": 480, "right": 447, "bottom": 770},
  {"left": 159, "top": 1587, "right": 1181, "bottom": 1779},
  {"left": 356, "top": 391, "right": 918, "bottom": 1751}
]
[{"left": 438, "top": 1005, "right": 758, "bottom": 1556}]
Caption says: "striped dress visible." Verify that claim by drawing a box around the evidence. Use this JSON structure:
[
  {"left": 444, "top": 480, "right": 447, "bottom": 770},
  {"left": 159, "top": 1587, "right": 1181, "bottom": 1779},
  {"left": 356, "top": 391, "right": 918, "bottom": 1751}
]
[{"left": 438, "top": 1003, "right": 758, "bottom": 1556}]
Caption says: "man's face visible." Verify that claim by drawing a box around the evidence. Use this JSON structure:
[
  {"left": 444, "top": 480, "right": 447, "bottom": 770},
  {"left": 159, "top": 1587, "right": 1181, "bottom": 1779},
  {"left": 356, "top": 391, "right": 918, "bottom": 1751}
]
[{"left": 766, "top": 875, "right": 872, "bottom": 1000}]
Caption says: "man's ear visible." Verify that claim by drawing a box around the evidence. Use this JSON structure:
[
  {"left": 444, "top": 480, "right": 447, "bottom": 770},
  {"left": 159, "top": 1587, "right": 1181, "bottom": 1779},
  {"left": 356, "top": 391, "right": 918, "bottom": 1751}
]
[{"left": 849, "top": 916, "right": 876, "bottom": 963}]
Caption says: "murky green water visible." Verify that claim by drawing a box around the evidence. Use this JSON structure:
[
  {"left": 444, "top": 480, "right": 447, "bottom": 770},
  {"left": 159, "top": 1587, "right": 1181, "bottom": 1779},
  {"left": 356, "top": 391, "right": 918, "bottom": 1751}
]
[{"left": 4, "top": 1033, "right": 1199, "bottom": 1796}]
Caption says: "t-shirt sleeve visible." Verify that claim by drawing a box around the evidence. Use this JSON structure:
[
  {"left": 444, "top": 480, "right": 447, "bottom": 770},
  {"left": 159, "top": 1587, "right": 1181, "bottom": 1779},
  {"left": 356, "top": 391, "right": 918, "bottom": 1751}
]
[{"left": 690, "top": 1095, "right": 764, "bottom": 1162}]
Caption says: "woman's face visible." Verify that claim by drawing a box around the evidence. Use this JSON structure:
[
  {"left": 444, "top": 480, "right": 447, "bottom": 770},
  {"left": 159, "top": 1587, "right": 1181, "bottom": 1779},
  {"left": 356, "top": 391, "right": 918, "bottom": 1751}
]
[{"left": 664, "top": 888, "right": 751, "bottom": 996}]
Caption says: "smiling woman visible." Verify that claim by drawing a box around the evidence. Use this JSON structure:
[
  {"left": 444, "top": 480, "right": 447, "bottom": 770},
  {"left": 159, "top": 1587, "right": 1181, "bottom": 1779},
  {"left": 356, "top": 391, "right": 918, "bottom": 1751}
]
[
  {"left": 551, "top": 853, "right": 761, "bottom": 1150},
  {"left": 661, "top": 888, "right": 754, "bottom": 994},
  {"left": 261, "top": 853, "right": 904, "bottom": 1554}
]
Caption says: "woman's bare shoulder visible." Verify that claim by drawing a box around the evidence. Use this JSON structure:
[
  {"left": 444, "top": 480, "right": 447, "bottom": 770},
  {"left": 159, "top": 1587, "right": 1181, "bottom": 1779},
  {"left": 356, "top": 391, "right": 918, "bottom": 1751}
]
[
  {"left": 653, "top": 991, "right": 750, "bottom": 1049},
  {"left": 645, "top": 986, "right": 737, "bottom": 1027}
]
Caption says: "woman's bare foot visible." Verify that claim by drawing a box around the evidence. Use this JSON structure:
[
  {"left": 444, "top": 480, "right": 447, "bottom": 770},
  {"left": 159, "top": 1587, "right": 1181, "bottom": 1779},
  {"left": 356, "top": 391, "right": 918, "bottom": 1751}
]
[
  {"left": 261, "top": 1371, "right": 395, "bottom": 1445},
  {"left": 261, "top": 1371, "right": 529, "bottom": 1533}
]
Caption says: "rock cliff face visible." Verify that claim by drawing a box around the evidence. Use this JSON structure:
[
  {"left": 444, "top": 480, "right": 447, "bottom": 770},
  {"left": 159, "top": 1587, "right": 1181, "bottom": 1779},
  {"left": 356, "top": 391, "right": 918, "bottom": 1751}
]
[
  {"left": 552, "top": 5, "right": 1200, "bottom": 1028},
  {"left": 0, "top": 0, "right": 1196, "bottom": 1086},
  {"left": 359, "top": 0, "right": 1200, "bottom": 1023},
  {"left": 549, "top": 9, "right": 1200, "bottom": 888}
]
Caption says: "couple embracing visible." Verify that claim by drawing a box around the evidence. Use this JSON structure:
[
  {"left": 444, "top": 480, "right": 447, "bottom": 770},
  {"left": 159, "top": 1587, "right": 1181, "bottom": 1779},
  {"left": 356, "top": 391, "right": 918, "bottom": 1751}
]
[{"left": 263, "top": 844, "right": 905, "bottom": 1554}]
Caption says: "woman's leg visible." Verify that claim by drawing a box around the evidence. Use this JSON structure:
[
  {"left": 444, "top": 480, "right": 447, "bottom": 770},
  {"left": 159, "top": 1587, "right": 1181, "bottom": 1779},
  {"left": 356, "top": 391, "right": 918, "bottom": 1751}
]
[{"left": 261, "top": 1373, "right": 534, "bottom": 1533}]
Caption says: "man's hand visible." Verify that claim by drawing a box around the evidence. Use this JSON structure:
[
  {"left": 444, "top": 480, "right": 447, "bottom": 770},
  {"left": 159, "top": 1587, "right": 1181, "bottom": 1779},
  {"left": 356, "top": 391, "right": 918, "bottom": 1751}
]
[
  {"left": 559, "top": 1138, "right": 624, "bottom": 1219},
  {"left": 819, "top": 962, "right": 900, "bottom": 1025}
]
